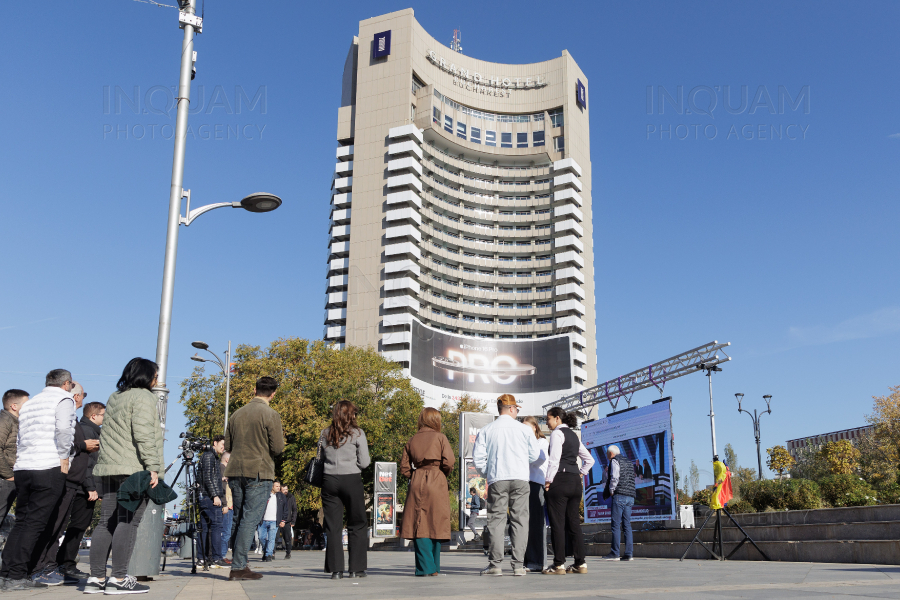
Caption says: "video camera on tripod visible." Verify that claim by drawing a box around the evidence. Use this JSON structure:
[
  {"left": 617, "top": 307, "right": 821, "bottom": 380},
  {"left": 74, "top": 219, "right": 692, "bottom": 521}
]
[{"left": 177, "top": 432, "right": 211, "bottom": 460}]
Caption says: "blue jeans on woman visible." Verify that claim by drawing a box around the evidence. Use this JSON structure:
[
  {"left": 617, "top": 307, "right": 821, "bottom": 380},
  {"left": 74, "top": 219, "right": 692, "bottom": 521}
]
[
  {"left": 257, "top": 520, "right": 278, "bottom": 557},
  {"left": 610, "top": 495, "right": 634, "bottom": 558}
]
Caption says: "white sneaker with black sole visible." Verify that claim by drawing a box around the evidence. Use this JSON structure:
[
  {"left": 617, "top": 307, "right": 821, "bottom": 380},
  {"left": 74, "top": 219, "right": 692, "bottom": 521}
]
[
  {"left": 103, "top": 576, "right": 148, "bottom": 595},
  {"left": 83, "top": 577, "right": 106, "bottom": 594}
]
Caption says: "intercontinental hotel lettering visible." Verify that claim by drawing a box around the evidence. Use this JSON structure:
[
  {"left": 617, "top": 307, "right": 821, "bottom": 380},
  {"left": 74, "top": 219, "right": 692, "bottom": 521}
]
[{"left": 427, "top": 50, "right": 548, "bottom": 97}]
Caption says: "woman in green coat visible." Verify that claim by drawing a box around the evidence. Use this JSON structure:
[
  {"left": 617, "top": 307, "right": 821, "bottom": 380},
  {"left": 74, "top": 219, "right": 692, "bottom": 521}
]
[{"left": 86, "top": 358, "right": 164, "bottom": 595}]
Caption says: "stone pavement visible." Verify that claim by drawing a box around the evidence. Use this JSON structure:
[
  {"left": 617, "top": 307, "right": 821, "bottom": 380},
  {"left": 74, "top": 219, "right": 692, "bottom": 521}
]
[{"left": 5, "top": 551, "right": 899, "bottom": 599}]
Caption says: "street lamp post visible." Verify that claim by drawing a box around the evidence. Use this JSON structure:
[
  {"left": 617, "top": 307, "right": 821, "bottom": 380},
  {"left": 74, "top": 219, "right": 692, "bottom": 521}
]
[
  {"left": 191, "top": 340, "right": 232, "bottom": 435},
  {"left": 137, "top": 0, "right": 281, "bottom": 577},
  {"left": 735, "top": 393, "right": 773, "bottom": 480}
]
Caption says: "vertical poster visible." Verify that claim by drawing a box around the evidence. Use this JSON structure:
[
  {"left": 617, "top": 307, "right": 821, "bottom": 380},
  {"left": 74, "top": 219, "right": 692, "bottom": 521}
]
[
  {"left": 373, "top": 462, "right": 397, "bottom": 537},
  {"left": 581, "top": 400, "right": 676, "bottom": 523},
  {"left": 459, "top": 412, "right": 496, "bottom": 531}
]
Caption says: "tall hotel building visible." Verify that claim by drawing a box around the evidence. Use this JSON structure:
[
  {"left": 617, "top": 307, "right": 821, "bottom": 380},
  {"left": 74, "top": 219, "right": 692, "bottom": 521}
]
[{"left": 325, "top": 9, "right": 595, "bottom": 413}]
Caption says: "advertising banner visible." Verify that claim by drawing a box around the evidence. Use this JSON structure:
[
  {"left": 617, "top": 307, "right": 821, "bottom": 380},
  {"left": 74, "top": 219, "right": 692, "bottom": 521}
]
[
  {"left": 463, "top": 460, "right": 489, "bottom": 529},
  {"left": 460, "top": 412, "right": 497, "bottom": 460},
  {"left": 373, "top": 462, "right": 397, "bottom": 537},
  {"left": 409, "top": 319, "right": 575, "bottom": 415},
  {"left": 581, "top": 400, "right": 675, "bottom": 523}
]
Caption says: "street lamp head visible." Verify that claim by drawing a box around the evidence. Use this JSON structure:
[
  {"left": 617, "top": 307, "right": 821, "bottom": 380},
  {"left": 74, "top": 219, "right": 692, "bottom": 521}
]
[
  {"left": 763, "top": 394, "right": 773, "bottom": 412},
  {"left": 239, "top": 193, "right": 282, "bottom": 213},
  {"left": 191, "top": 341, "right": 209, "bottom": 350},
  {"left": 191, "top": 353, "right": 206, "bottom": 363},
  {"left": 735, "top": 392, "right": 744, "bottom": 411}
]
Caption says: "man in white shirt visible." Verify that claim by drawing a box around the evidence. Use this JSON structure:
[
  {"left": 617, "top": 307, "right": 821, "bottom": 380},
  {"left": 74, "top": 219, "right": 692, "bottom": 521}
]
[{"left": 472, "top": 395, "right": 540, "bottom": 577}]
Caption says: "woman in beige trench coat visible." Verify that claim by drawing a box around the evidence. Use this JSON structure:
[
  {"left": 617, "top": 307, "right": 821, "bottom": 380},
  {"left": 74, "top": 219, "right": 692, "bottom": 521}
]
[{"left": 400, "top": 407, "right": 456, "bottom": 576}]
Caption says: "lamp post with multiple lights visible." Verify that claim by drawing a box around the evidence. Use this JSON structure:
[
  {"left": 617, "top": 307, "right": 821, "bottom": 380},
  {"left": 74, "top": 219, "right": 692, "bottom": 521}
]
[
  {"left": 735, "top": 393, "right": 773, "bottom": 479},
  {"left": 191, "top": 340, "right": 232, "bottom": 435}
]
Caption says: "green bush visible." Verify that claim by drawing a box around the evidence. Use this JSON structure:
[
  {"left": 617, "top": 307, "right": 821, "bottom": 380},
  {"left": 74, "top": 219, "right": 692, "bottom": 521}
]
[
  {"left": 818, "top": 474, "right": 877, "bottom": 507},
  {"left": 875, "top": 483, "right": 900, "bottom": 505},
  {"left": 740, "top": 478, "right": 822, "bottom": 511},
  {"left": 726, "top": 499, "right": 756, "bottom": 513},
  {"left": 691, "top": 488, "right": 712, "bottom": 506}
]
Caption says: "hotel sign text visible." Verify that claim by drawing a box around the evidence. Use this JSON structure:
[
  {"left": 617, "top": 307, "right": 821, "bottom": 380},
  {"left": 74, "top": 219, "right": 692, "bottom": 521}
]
[{"left": 427, "top": 50, "right": 548, "bottom": 92}]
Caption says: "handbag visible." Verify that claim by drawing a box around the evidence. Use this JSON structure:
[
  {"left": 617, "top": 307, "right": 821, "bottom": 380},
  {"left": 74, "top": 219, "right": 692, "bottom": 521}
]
[{"left": 303, "top": 441, "right": 325, "bottom": 488}]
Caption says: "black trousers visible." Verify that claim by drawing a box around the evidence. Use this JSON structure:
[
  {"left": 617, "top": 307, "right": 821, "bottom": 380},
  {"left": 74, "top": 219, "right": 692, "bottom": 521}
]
[
  {"left": 322, "top": 473, "right": 367, "bottom": 574},
  {"left": 545, "top": 472, "right": 585, "bottom": 567},
  {"left": 524, "top": 481, "right": 547, "bottom": 569},
  {"left": 31, "top": 485, "right": 78, "bottom": 574},
  {"left": 280, "top": 523, "right": 293, "bottom": 554},
  {"left": 58, "top": 491, "right": 95, "bottom": 571},
  {"left": 0, "top": 467, "right": 66, "bottom": 580}
]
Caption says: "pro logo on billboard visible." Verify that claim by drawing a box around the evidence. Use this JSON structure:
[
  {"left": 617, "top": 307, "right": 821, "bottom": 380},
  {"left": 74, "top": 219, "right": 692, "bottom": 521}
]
[
  {"left": 373, "top": 30, "right": 391, "bottom": 59},
  {"left": 577, "top": 79, "right": 587, "bottom": 108},
  {"left": 409, "top": 318, "right": 575, "bottom": 414}
]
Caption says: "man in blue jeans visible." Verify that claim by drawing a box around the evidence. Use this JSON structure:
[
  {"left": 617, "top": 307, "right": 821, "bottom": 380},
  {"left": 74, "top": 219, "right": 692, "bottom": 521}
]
[
  {"left": 601, "top": 445, "right": 635, "bottom": 561},
  {"left": 256, "top": 481, "right": 284, "bottom": 561},
  {"left": 196, "top": 435, "right": 226, "bottom": 569},
  {"left": 224, "top": 377, "right": 285, "bottom": 581}
]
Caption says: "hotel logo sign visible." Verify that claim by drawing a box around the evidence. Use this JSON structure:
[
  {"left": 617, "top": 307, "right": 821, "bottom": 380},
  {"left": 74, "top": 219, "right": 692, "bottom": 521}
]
[
  {"left": 427, "top": 50, "right": 548, "bottom": 93},
  {"left": 577, "top": 79, "right": 587, "bottom": 108},
  {"left": 373, "top": 30, "right": 392, "bottom": 59}
]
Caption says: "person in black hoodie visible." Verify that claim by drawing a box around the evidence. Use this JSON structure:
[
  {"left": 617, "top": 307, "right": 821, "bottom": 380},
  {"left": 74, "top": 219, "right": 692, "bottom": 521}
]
[
  {"left": 28, "top": 385, "right": 101, "bottom": 585},
  {"left": 197, "top": 435, "right": 227, "bottom": 569},
  {"left": 56, "top": 401, "right": 104, "bottom": 581},
  {"left": 279, "top": 484, "right": 298, "bottom": 558}
]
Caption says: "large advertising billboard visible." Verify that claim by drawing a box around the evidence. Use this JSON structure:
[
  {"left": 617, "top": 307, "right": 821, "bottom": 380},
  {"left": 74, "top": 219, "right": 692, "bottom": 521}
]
[
  {"left": 409, "top": 319, "right": 575, "bottom": 415},
  {"left": 581, "top": 400, "right": 675, "bottom": 523}
]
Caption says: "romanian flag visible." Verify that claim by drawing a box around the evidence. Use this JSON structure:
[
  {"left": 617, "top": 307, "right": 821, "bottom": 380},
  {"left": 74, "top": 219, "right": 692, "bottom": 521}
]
[{"left": 710, "top": 460, "right": 733, "bottom": 510}]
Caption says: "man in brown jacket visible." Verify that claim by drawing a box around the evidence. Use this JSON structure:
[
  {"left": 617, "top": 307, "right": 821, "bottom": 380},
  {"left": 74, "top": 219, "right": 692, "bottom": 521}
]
[
  {"left": 224, "top": 377, "right": 285, "bottom": 582},
  {"left": 0, "top": 390, "right": 27, "bottom": 526}
]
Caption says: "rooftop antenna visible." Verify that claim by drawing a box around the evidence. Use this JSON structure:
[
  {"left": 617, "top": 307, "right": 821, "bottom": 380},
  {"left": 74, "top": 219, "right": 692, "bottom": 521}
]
[{"left": 451, "top": 29, "right": 463, "bottom": 54}]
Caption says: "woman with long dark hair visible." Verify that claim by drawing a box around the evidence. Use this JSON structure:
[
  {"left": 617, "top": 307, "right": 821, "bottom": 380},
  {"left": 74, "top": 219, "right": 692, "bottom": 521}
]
[
  {"left": 522, "top": 415, "right": 549, "bottom": 571},
  {"left": 400, "top": 407, "right": 455, "bottom": 576},
  {"left": 319, "top": 400, "right": 370, "bottom": 579},
  {"left": 86, "top": 358, "right": 164, "bottom": 594},
  {"left": 542, "top": 407, "right": 594, "bottom": 575}
]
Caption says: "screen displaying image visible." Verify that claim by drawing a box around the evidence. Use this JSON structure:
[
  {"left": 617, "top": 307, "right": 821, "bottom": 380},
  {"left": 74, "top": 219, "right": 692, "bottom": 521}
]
[
  {"left": 581, "top": 400, "right": 675, "bottom": 523},
  {"left": 409, "top": 319, "right": 574, "bottom": 414}
]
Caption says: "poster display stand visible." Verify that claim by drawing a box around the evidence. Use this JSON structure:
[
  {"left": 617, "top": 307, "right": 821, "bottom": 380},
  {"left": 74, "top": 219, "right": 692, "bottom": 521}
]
[
  {"left": 458, "top": 412, "right": 496, "bottom": 532},
  {"left": 373, "top": 462, "right": 397, "bottom": 538}
]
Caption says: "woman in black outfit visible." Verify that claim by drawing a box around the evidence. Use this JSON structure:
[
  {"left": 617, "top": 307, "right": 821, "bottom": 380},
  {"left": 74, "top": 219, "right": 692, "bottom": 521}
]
[
  {"left": 542, "top": 407, "right": 594, "bottom": 575},
  {"left": 320, "top": 401, "right": 371, "bottom": 580}
]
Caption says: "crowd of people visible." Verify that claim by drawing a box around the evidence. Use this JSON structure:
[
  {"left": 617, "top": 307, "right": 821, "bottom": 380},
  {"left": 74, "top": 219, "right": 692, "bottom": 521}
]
[{"left": 0, "top": 365, "right": 634, "bottom": 591}]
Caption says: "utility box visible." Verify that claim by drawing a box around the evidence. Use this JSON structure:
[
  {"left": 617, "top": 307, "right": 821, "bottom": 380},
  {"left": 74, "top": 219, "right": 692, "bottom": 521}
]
[{"left": 664, "top": 505, "right": 696, "bottom": 529}]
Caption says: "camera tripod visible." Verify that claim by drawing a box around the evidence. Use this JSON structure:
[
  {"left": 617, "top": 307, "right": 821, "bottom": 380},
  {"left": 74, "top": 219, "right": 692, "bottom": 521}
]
[
  {"left": 679, "top": 506, "right": 769, "bottom": 561},
  {"left": 161, "top": 449, "right": 205, "bottom": 573}
]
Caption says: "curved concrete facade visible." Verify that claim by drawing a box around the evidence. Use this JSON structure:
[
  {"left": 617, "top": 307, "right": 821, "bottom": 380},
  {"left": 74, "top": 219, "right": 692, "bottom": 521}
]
[{"left": 325, "top": 8, "right": 596, "bottom": 394}]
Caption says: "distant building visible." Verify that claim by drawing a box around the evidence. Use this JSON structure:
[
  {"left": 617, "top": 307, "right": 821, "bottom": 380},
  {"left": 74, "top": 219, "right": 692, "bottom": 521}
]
[{"left": 786, "top": 425, "right": 873, "bottom": 459}]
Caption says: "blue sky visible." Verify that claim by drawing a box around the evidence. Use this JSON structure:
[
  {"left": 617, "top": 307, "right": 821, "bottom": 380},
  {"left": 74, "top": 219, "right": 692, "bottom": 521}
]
[{"left": 1, "top": 1, "right": 898, "bottom": 487}]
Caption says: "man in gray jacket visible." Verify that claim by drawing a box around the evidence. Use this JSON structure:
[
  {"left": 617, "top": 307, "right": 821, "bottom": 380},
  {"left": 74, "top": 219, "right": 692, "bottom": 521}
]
[
  {"left": 224, "top": 377, "right": 285, "bottom": 581},
  {"left": 0, "top": 390, "right": 27, "bottom": 527}
]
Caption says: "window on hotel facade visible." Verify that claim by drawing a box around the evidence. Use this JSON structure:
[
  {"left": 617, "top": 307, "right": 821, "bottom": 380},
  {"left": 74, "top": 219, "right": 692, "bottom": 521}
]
[
  {"left": 457, "top": 122, "right": 466, "bottom": 139},
  {"left": 411, "top": 104, "right": 416, "bottom": 120},
  {"left": 554, "top": 136, "right": 565, "bottom": 152},
  {"left": 549, "top": 108, "right": 564, "bottom": 128},
  {"left": 501, "top": 132, "right": 512, "bottom": 148},
  {"left": 444, "top": 115, "right": 453, "bottom": 133},
  {"left": 433, "top": 107, "right": 441, "bottom": 124},
  {"left": 470, "top": 127, "right": 481, "bottom": 144},
  {"left": 412, "top": 75, "right": 425, "bottom": 94},
  {"left": 485, "top": 131, "right": 497, "bottom": 146},
  {"left": 533, "top": 131, "right": 545, "bottom": 146},
  {"left": 517, "top": 132, "right": 528, "bottom": 148}
]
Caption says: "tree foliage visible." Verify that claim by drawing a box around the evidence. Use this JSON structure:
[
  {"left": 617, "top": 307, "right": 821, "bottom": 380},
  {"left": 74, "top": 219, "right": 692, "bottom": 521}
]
[
  {"left": 819, "top": 440, "right": 860, "bottom": 475},
  {"left": 865, "top": 385, "right": 900, "bottom": 485},
  {"left": 722, "top": 443, "right": 757, "bottom": 499},
  {"left": 766, "top": 445, "right": 794, "bottom": 478},
  {"left": 687, "top": 460, "right": 700, "bottom": 496},
  {"left": 790, "top": 439, "right": 830, "bottom": 481},
  {"left": 179, "top": 338, "right": 423, "bottom": 518}
]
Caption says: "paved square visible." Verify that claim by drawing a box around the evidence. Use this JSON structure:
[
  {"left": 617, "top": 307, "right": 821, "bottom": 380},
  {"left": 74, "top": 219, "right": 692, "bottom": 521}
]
[{"left": 8, "top": 551, "right": 899, "bottom": 599}]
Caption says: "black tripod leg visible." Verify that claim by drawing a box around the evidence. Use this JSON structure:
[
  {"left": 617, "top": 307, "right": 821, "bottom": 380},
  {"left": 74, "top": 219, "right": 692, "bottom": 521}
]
[
  {"left": 722, "top": 508, "right": 770, "bottom": 561},
  {"left": 680, "top": 509, "right": 720, "bottom": 561}
]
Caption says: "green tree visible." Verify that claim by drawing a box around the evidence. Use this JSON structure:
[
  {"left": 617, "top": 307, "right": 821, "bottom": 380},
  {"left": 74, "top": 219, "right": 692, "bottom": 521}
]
[
  {"left": 866, "top": 385, "right": 900, "bottom": 484},
  {"left": 180, "top": 338, "right": 423, "bottom": 516},
  {"left": 722, "top": 443, "right": 756, "bottom": 499},
  {"left": 766, "top": 445, "right": 794, "bottom": 479},
  {"left": 790, "top": 438, "right": 829, "bottom": 481},
  {"left": 819, "top": 439, "right": 860, "bottom": 475},
  {"left": 688, "top": 460, "right": 700, "bottom": 496}
]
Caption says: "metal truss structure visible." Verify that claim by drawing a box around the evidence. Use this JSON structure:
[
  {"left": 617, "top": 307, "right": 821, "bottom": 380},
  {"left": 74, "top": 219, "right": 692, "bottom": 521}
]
[{"left": 543, "top": 341, "right": 732, "bottom": 413}]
